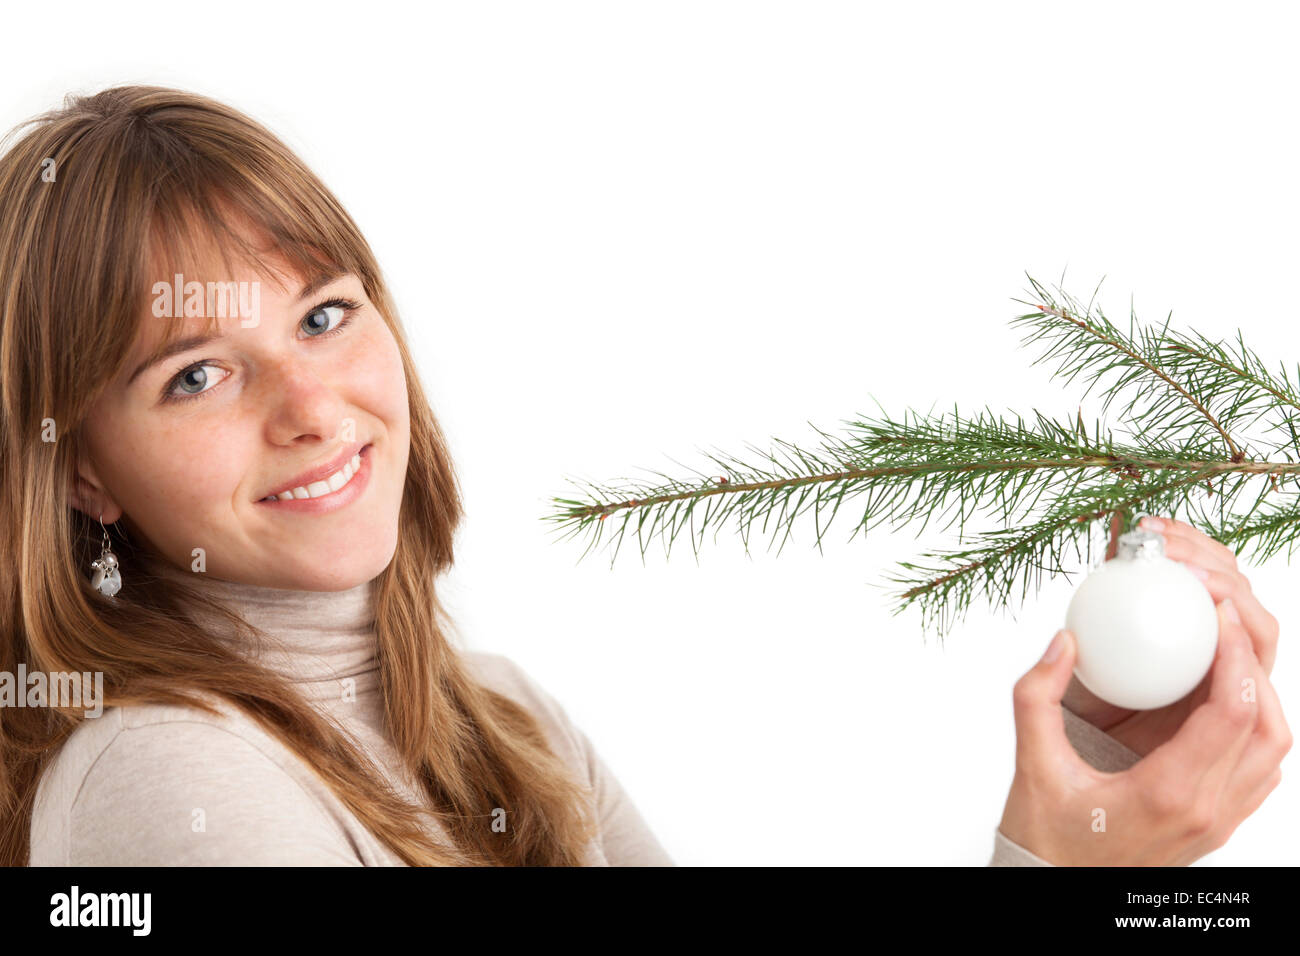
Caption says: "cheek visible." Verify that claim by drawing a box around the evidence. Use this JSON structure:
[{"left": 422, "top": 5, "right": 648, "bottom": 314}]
[
  {"left": 127, "top": 427, "right": 247, "bottom": 515},
  {"left": 355, "top": 323, "right": 409, "bottom": 425}
]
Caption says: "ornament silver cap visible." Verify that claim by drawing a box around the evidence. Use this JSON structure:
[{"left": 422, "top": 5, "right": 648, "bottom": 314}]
[{"left": 1117, "top": 528, "right": 1165, "bottom": 560}]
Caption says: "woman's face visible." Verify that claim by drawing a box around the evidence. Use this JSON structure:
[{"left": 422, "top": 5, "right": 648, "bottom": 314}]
[{"left": 72, "top": 255, "right": 411, "bottom": 591}]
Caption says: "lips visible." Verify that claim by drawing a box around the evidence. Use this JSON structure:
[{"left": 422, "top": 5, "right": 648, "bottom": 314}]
[{"left": 256, "top": 441, "right": 371, "bottom": 501}]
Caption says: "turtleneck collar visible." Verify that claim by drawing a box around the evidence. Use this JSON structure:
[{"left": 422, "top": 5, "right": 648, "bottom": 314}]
[
  {"left": 138, "top": 557, "right": 383, "bottom": 714},
  {"left": 134, "top": 556, "right": 434, "bottom": 802}
]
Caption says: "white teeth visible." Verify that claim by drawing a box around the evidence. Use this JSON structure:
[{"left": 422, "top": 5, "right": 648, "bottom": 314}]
[{"left": 263, "top": 450, "right": 365, "bottom": 502}]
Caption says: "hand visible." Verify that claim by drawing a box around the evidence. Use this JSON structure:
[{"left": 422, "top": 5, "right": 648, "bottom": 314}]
[
  {"left": 998, "top": 602, "right": 1291, "bottom": 865},
  {"left": 1062, "top": 514, "right": 1281, "bottom": 757}
]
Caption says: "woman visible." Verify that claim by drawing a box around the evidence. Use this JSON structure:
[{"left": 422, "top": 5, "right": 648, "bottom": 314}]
[
  {"left": 0, "top": 87, "right": 1286, "bottom": 867},
  {"left": 0, "top": 85, "right": 669, "bottom": 866}
]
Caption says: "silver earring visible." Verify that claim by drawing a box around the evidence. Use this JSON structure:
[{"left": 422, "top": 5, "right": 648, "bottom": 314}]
[{"left": 89, "top": 513, "right": 122, "bottom": 598}]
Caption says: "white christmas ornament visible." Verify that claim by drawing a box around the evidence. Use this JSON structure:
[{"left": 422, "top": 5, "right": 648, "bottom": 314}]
[{"left": 1064, "top": 528, "right": 1218, "bottom": 710}]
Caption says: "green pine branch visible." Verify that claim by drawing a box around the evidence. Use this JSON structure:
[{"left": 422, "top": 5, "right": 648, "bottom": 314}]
[
  {"left": 1008, "top": 273, "right": 1300, "bottom": 461},
  {"left": 541, "top": 271, "right": 1300, "bottom": 637}
]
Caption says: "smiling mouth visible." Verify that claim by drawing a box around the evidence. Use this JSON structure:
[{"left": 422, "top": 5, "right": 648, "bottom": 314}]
[{"left": 258, "top": 444, "right": 372, "bottom": 502}]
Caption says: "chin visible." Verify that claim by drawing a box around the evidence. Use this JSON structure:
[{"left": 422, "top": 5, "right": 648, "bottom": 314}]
[
  {"left": 254, "top": 529, "right": 399, "bottom": 591},
  {"left": 283, "top": 562, "right": 387, "bottom": 592}
]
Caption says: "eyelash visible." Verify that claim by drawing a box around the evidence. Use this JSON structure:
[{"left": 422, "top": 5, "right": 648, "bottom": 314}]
[{"left": 160, "top": 297, "right": 363, "bottom": 405}]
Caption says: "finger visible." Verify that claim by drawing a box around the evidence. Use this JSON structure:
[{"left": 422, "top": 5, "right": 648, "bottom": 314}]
[
  {"left": 1157, "top": 527, "right": 1237, "bottom": 577},
  {"left": 1193, "top": 659, "right": 1287, "bottom": 857},
  {"left": 1159, "top": 536, "right": 1279, "bottom": 673},
  {"left": 1196, "top": 613, "right": 1269, "bottom": 800},
  {"left": 1140, "top": 515, "right": 1239, "bottom": 569},
  {"left": 1219, "top": 653, "right": 1292, "bottom": 816},
  {"left": 1192, "top": 568, "right": 1277, "bottom": 673},
  {"left": 1011, "top": 630, "right": 1095, "bottom": 780},
  {"left": 1139, "top": 601, "right": 1259, "bottom": 789}
]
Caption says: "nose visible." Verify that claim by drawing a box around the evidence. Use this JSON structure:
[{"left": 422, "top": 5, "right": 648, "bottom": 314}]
[{"left": 258, "top": 357, "right": 352, "bottom": 446}]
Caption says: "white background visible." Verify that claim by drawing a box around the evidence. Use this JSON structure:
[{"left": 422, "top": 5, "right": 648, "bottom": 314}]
[{"left": 5, "top": 1, "right": 1297, "bottom": 864}]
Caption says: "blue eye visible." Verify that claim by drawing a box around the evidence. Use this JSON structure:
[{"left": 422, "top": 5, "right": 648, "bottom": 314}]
[
  {"left": 160, "top": 296, "right": 363, "bottom": 405},
  {"left": 168, "top": 363, "right": 227, "bottom": 400},
  {"left": 302, "top": 298, "right": 357, "bottom": 336}
]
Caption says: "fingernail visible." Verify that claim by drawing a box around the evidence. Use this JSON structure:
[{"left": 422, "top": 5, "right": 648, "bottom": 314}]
[
  {"left": 1222, "top": 598, "right": 1241, "bottom": 624},
  {"left": 1141, "top": 516, "right": 1165, "bottom": 531},
  {"left": 1042, "top": 629, "right": 1066, "bottom": 664},
  {"left": 1182, "top": 562, "right": 1210, "bottom": 582}
]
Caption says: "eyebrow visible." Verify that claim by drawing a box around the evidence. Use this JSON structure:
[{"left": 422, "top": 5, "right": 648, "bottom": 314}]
[{"left": 125, "top": 268, "right": 348, "bottom": 387}]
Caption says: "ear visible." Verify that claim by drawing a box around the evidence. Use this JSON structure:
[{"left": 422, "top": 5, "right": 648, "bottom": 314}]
[{"left": 69, "top": 453, "right": 124, "bottom": 524}]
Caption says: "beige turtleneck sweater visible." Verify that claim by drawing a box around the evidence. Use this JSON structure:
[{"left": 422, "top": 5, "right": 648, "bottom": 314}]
[{"left": 28, "top": 565, "right": 675, "bottom": 866}]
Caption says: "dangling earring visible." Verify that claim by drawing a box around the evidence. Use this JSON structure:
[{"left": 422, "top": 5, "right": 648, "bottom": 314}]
[{"left": 89, "top": 513, "right": 122, "bottom": 598}]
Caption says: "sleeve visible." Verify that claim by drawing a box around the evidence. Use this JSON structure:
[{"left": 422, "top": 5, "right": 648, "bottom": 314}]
[
  {"left": 568, "top": 720, "right": 676, "bottom": 867},
  {"left": 67, "top": 721, "right": 364, "bottom": 866},
  {"left": 987, "top": 706, "right": 1142, "bottom": 867},
  {"left": 473, "top": 652, "right": 675, "bottom": 866}
]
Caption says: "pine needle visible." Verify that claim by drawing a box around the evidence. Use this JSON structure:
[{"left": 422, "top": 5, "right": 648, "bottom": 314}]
[{"left": 541, "top": 272, "right": 1300, "bottom": 638}]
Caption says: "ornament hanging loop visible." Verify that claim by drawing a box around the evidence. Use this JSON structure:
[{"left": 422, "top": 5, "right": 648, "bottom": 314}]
[{"left": 1116, "top": 527, "right": 1165, "bottom": 561}]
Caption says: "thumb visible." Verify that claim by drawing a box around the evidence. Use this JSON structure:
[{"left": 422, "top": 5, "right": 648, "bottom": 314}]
[{"left": 1012, "top": 629, "right": 1085, "bottom": 773}]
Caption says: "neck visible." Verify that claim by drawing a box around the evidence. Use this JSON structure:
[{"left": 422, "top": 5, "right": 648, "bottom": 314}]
[{"left": 141, "top": 557, "right": 383, "bottom": 717}]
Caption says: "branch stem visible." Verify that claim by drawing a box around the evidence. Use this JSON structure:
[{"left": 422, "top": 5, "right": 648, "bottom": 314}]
[
  {"left": 1033, "top": 302, "right": 1243, "bottom": 461},
  {"left": 1105, "top": 509, "right": 1125, "bottom": 560},
  {"left": 898, "top": 475, "right": 1204, "bottom": 601},
  {"left": 571, "top": 455, "right": 1300, "bottom": 519}
]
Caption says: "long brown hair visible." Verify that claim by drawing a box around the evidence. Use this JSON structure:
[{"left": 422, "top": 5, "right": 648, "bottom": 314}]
[{"left": 0, "top": 86, "right": 598, "bottom": 865}]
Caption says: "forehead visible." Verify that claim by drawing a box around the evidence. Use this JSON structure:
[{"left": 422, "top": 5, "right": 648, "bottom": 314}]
[
  {"left": 134, "top": 204, "right": 344, "bottom": 354},
  {"left": 144, "top": 210, "right": 302, "bottom": 297}
]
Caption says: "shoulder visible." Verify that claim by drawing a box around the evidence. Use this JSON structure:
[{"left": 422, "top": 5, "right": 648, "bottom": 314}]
[
  {"left": 34, "top": 697, "right": 296, "bottom": 810},
  {"left": 30, "top": 699, "right": 359, "bottom": 866},
  {"left": 462, "top": 651, "right": 675, "bottom": 866},
  {"left": 460, "top": 650, "right": 588, "bottom": 774},
  {"left": 462, "top": 650, "right": 566, "bottom": 715}
]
